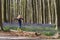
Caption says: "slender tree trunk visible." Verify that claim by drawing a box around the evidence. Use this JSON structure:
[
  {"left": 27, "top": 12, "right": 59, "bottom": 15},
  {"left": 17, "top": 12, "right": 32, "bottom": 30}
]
[
  {"left": 35, "top": 0, "right": 37, "bottom": 23},
  {"left": 39, "top": 0, "right": 42, "bottom": 24},
  {"left": 51, "top": 0, "right": 54, "bottom": 24},
  {"left": 45, "top": 0, "right": 48, "bottom": 24},
  {"left": 42, "top": 0, "right": 45, "bottom": 24},
  {"left": 32, "top": 0, "right": 37, "bottom": 24},
  {"left": 30, "top": 0, "right": 33, "bottom": 24},
  {"left": 0, "top": 0, "right": 3, "bottom": 30},
  {"left": 47, "top": 0, "right": 51, "bottom": 24},
  {"left": 9, "top": 0, "right": 12, "bottom": 23},
  {"left": 23, "top": 0, "right": 26, "bottom": 23},
  {"left": 25, "top": 0, "right": 27, "bottom": 23},
  {"left": 1, "top": 0, "right": 4, "bottom": 22},
  {"left": 13, "top": 0, "right": 15, "bottom": 22},
  {"left": 56, "top": 0, "right": 60, "bottom": 29},
  {"left": 8, "top": 0, "right": 10, "bottom": 23},
  {"left": 4, "top": 0, "right": 7, "bottom": 22},
  {"left": 54, "top": 0, "right": 58, "bottom": 30},
  {"left": 35, "top": 0, "right": 38, "bottom": 24}
]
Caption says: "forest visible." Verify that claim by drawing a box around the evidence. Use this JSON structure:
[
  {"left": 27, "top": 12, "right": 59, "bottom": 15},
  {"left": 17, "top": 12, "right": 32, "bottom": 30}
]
[
  {"left": 1, "top": 0, "right": 57, "bottom": 27},
  {"left": 2, "top": 0, "right": 57, "bottom": 24},
  {"left": 0, "top": 0, "right": 60, "bottom": 39}
]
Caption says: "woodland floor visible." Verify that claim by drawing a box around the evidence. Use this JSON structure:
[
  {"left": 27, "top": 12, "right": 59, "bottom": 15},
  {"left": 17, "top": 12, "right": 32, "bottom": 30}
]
[
  {"left": 0, "top": 22, "right": 60, "bottom": 39},
  {"left": 0, "top": 30, "right": 60, "bottom": 39}
]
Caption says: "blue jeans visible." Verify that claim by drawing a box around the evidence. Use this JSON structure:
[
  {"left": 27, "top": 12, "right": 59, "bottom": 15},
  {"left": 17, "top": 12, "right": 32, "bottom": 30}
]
[{"left": 18, "top": 22, "right": 22, "bottom": 28}]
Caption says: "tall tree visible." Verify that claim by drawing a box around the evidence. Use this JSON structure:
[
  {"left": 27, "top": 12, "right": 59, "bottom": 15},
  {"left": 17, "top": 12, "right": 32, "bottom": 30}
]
[
  {"left": 1, "top": 0, "right": 4, "bottom": 22},
  {"left": 54, "top": 0, "right": 58, "bottom": 30},
  {"left": 47, "top": 0, "right": 51, "bottom": 24},
  {"left": 0, "top": 0, "right": 3, "bottom": 30},
  {"left": 25, "top": 0, "right": 27, "bottom": 23},
  {"left": 30, "top": 0, "right": 33, "bottom": 24},
  {"left": 4, "top": 0, "right": 7, "bottom": 22},
  {"left": 45, "top": 0, "right": 48, "bottom": 24},
  {"left": 32, "top": 0, "right": 37, "bottom": 24},
  {"left": 8, "top": 0, "right": 10, "bottom": 23},
  {"left": 39, "top": 0, "right": 42, "bottom": 24},
  {"left": 42, "top": 0, "right": 45, "bottom": 24},
  {"left": 56, "top": 0, "right": 60, "bottom": 29}
]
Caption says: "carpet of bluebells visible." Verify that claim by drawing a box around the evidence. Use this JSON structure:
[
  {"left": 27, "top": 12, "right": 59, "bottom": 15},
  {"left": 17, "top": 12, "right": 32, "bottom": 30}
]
[
  {"left": 3, "top": 22, "right": 56, "bottom": 31},
  {"left": 3, "top": 22, "right": 55, "bottom": 27},
  {"left": 2, "top": 22, "right": 57, "bottom": 36}
]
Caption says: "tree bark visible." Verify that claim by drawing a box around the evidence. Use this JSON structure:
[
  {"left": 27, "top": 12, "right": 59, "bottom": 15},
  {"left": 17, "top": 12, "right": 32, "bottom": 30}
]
[
  {"left": 0, "top": 0, "right": 3, "bottom": 30},
  {"left": 47, "top": 0, "right": 51, "bottom": 24},
  {"left": 4, "top": 0, "right": 7, "bottom": 22},
  {"left": 56, "top": 0, "right": 60, "bottom": 29}
]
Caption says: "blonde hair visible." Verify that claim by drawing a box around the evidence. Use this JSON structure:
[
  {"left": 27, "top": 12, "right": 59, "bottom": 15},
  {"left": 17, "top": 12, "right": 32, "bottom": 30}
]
[{"left": 17, "top": 15, "right": 23, "bottom": 19}]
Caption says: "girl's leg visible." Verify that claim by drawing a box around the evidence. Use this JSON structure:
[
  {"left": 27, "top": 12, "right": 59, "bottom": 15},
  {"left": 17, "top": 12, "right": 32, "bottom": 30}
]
[{"left": 19, "top": 22, "right": 21, "bottom": 28}]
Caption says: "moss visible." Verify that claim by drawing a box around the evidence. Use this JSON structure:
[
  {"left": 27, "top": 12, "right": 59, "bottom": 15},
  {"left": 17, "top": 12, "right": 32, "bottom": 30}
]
[
  {"left": 3, "top": 26, "right": 10, "bottom": 31},
  {"left": 43, "top": 31, "right": 55, "bottom": 36}
]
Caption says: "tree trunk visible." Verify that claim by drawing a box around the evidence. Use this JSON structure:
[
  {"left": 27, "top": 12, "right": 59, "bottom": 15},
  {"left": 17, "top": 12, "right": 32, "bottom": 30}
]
[
  {"left": 47, "top": 0, "right": 51, "bottom": 24},
  {"left": 4, "top": 0, "right": 7, "bottom": 22},
  {"left": 39, "top": 0, "right": 42, "bottom": 24},
  {"left": 42, "top": 0, "right": 45, "bottom": 24},
  {"left": 25, "top": 0, "right": 27, "bottom": 23},
  {"left": 0, "top": 0, "right": 3, "bottom": 30},
  {"left": 8, "top": 0, "right": 10, "bottom": 23},
  {"left": 56, "top": 0, "right": 60, "bottom": 30}
]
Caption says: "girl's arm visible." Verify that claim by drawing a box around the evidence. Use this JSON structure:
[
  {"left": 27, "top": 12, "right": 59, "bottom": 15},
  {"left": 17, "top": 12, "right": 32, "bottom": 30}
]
[
  {"left": 19, "top": 18, "right": 24, "bottom": 20},
  {"left": 21, "top": 18, "right": 24, "bottom": 20}
]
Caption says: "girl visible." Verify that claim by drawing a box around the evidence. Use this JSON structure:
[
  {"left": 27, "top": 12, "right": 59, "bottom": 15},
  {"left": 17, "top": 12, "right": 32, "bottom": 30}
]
[{"left": 16, "top": 15, "right": 23, "bottom": 28}]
